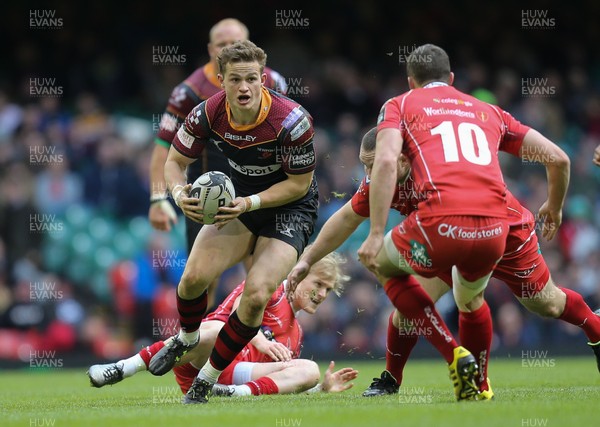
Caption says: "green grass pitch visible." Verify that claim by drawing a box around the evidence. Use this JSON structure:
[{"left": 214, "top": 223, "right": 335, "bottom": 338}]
[{"left": 2, "top": 357, "right": 598, "bottom": 427}]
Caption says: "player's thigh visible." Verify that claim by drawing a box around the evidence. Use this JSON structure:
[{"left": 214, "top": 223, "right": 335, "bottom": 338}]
[
  {"left": 377, "top": 228, "right": 417, "bottom": 279},
  {"left": 244, "top": 237, "right": 299, "bottom": 297},
  {"left": 183, "top": 219, "right": 256, "bottom": 284},
  {"left": 415, "top": 275, "right": 451, "bottom": 302},
  {"left": 247, "top": 360, "right": 307, "bottom": 381}
]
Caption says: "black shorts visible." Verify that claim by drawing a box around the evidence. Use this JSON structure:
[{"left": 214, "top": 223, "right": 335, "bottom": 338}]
[
  {"left": 239, "top": 194, "right": 318, "bottom": 258},
  {"left": 185, "top": 145, "right": 231, "bottom": 253}
]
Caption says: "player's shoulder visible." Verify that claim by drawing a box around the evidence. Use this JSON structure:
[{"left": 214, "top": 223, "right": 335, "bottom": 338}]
[
  {"left": 268, "top": 89, "right": 313, "bottom": 131},
  {"left": 202, "top": 91, "right": 228, "bottom": 120}
]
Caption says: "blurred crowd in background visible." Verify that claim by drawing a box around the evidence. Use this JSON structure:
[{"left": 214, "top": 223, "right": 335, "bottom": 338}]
[{"left": 1, "top": 1, "right": 599, "bottom": 366}]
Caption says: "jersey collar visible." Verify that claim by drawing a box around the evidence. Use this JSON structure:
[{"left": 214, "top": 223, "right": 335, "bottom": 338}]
[
  {"left": 225, "top": 86, "right": 272, "bottom": 131},
  {"left": 422, "top": 82, "right": 448, "bottom": 88},
  {"left": 203, "top": 63, "right": 221, "bottom": 88}
]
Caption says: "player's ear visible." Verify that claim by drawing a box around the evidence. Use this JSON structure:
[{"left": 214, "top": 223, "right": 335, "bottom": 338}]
[
  {"left": 407, "top": 76, "right": 416, "bottom": 89},
  {"left": 261, "top": 73, "right": 267, "bottom": 86},
  {"left": 218, "top": 74, "right": 224, "bottom": 87},
  {"left": 448, "top": 72, "right": 455, "bottom": 86}
]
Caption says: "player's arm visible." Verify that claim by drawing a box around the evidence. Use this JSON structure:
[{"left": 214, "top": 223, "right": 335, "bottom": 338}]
[
  {"left": 520, "top": 129, "right": 570, "bottom": 240},
  {"left": 149, "top": 142, "right": 177, "bottom": 231},
  {"left": 288, "top": 201, "right": 365, "bottom": 287},
  {"left": 231, "top": 293, "right": 292, "bottom": 362},
  {"left": 149, "top": 84, "right": 200, "bottom": 231},
  {"left": 165, "top": 105, "right": 209, "bottom": 223},
  {"left": 358, "top": 127, "right": 403, "bottom": 272}
]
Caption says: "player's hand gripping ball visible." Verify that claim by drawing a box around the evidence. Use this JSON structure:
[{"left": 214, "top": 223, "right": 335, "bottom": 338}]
[{"left": 190, "top": 171, "right": 235, "bottom": 224}]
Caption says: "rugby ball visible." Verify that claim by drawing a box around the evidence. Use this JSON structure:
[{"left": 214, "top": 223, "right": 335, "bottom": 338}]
[{"left": 190, "top": 171, "right": 235, "bottom": 224}]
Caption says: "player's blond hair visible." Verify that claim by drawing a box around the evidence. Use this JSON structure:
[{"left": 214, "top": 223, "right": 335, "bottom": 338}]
[
  {"left": 308, "top": 247, "right": 350, "bottom": 296},
  {"left": 217, "top": 40, "right": 267, "bottom": 75}
]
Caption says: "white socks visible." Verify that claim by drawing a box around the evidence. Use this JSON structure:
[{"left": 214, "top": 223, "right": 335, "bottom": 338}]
[
  {"left": 118, "top": 354, "right": 146, "bottom": 378},
  {"left": 178, "top": 329, "right": 199, "bottom": 345}
]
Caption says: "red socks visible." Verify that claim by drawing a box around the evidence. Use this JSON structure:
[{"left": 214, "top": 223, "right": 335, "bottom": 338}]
[
  {"left": 173, "top": 363, "right": 200, "bottom": 394},
  {"left": 386, "top": 311, "right": 418, "bottom": 385},
  {"left": 384, "top": 276, "right": 457, "bottom": 363},
  {"left": 139, "top": 341, "right": 166, "bottom": 368},
  {"left": 559, "top": 287, "right": 600, "bottom": 342},
  {"left": 246, "top": 376, "right": 279, "bottom": 395},
  {"left": 459, "top": 302, "right": 492, "bottom": 391}
]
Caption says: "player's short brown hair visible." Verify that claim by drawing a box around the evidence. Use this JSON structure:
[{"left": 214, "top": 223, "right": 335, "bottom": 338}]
[
  {"left": 359, "top": 127, "right": 377, "bottom": 165},
  {"left": 406, "top": 44, "right": 451, "bottom": 85},
  {"left": 217, "top": 40, "right": 267, "bottom": 75}
]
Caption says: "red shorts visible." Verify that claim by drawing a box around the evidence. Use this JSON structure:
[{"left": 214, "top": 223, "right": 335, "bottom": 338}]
[
  {"left": 173, "top": 361, "right": 239, "bottom": 394},
  {"left": 389, "top": 214, "right": 508, "bottom": 282},
  {"left": 437, "top": 222, "right": 550, "bottom": 296}
]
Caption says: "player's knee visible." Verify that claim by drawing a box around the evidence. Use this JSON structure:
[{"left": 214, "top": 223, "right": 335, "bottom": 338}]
[
  {"left": 179, "top": 266, "right": 212, "bottom": 293},
  {"left": 295, "top": 359, "right": 319, "bottom": 388},
  {"left": 240, "top": 285, "right": 273, "bottom": 314}
]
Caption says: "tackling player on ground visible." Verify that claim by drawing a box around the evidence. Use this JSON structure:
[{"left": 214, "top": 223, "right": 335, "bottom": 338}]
[{"left": 88, "top": 251, "right": 358, "bottom": 397}]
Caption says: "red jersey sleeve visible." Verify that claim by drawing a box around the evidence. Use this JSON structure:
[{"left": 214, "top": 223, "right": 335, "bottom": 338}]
[
  {"left": 350, "top": 177, "right": 371, "bottom": 217},
  {"left": 377, "top": 96, "right": 404, "bottom": 132},
  {"left": 156, "top": 83, "right": 203, "bottom": 146},
  {"left": 171, "top": 103, "right": 208, "bottom": 159},
  {"left": 495, "top": 107, "right": 531, "bottom": 156},
  {"left": 280, "top": 107, "right": 316, "bottom": 175}
]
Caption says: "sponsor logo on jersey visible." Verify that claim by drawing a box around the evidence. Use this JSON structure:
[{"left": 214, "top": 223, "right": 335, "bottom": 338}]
[
  {"left": 224, "top": 132, "right": 257, "bottom": 142},
  {"left": 282, "top": 107, "right": 304, "bottom": 130},
  {"left": 177, "top": 127, "right": 195, "bottom": 149},
  {"left": 432, "top": 98, "right": 473, "bottom": 107},
  {"left": 228, "top": 160, "right": 281, "bottom": 176},
  {"left": 437, "top": 223, "right": 504, "bottom": 240},
  {"left": 290, "top": 117, "right": 311, "bottom": 141},
  {"left": 476, "top": 111, "right": 489, "bottom": 122},
  {"left": 290, "top": 151, "right": 315, "bottom": 167},
  {"left": 422, "top": 107, "right": 475, "bottom": 118}
]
